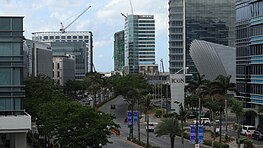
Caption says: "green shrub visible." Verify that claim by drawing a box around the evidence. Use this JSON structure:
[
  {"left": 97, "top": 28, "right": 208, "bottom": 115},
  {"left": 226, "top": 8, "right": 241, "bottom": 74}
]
[
  {"left": 163, "top": 113, "right": 176, "bottom": 118},
  {"left": 127, "top": 137, "right": 159, "bottom": 148},
  {"left": 203, "top": 139, "right": 229, "bottom": 148},
  {"left": 155, "top": 110, "right": 162, "bottom": 118},
  {"left": 241, "top": 139, "right": 253, "bottom": 148}
]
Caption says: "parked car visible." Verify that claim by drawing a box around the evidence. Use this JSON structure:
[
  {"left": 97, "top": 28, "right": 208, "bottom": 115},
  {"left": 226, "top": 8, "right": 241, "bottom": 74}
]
[
  {"left": 241, "top": 125, "right": 256, "bottom": 136},
  {"left": 193, "top": 118, "right": 211, "bottom": 125},
  {"left": 254, "top": 129, "right": 263, "bottom": 141}
]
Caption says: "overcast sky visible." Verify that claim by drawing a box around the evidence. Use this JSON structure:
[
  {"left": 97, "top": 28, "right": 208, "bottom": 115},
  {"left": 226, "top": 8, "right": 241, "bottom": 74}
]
[{"left": 1, "top": 0, "right": 169, "bottom": 72}]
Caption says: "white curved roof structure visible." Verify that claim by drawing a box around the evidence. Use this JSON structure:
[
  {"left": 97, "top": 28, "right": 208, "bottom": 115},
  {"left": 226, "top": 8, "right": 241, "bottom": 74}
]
[{"left": 190, "top": 40, "right": 236, "bottom": 83}]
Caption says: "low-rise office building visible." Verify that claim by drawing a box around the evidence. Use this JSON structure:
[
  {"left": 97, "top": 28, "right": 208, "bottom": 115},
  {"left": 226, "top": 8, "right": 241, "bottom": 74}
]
[
  {"left": 23, "top": 39, "right": 52, "bottom": 78},
  {"left": 53, "top": 54, "right": 75, "bottom": 86}
]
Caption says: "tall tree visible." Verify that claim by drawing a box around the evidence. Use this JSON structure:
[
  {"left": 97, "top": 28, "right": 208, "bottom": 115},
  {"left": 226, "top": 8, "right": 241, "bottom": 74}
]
[
  {"left": 38, "top": 100, "right": 118, "bottom": 147},
  {"left": 213, "top": 75, "right": 236, "bottom": 139},
  {"left": 140, "top": 93, "right": 153, "bottom": 146},
  {"left": 85, "top": 72, "right": 103, "bottom": 108},
  {"left": 24, "top": 75, "right": 66, "bottom": 119},
  {"left": 177, "top": 103, "right": 189, "bottom": 147},
  {"left": 230, "top": 98, "right": 244, "bottom": 148},
  {"left": 112, "top": 74, "right": 151, "bottom": 139},
  {"left": 186, "top": 73, "right": 207, "bottom": 124},
  {"left": 64, "top": 80, "right": 87, "bottom": 100},
  {"left": 155, "top": 118, "right": 181, "bottom": 148}
]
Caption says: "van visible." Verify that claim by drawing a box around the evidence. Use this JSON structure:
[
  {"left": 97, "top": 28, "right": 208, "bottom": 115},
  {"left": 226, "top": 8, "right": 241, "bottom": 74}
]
[{"left": 241, "top": 125, "right": 256, "bottom": 136}]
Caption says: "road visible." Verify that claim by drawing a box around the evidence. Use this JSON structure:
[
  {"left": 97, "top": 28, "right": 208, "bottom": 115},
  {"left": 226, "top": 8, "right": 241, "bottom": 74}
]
[{"left": 99, "top": 96, "right": 210, "bottom": 148}]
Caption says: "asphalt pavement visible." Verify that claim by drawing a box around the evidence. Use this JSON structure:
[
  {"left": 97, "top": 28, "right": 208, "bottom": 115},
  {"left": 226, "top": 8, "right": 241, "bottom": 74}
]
[{"left": 99, "top": 96, "right": 210, "bottom": 148}]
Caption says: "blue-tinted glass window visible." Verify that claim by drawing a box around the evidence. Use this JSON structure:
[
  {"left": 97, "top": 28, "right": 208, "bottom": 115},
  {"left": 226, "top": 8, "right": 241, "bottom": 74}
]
[{"left": 0, "top": 18, "right": 10, "bottom": 30}]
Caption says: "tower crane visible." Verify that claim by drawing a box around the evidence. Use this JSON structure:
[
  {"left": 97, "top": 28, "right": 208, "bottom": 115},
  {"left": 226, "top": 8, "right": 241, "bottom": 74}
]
[{"left": 60, "top": 6, "right": 91, "bottom": 33}]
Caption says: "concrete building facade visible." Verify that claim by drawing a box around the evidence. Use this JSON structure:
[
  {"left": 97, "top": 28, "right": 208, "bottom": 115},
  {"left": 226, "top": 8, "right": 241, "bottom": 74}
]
[
  {"left": 53, "top": 55, "right": 75, "bottom": 86},
  {"left": 0, "top": 16, "right": 31, "bottom": 148},
  {"left": 168, "top": 0, "right": 235, "bottom": 77},
  {"left": 124, "top": 15, "right": 156, "bottom": 74},
  {"left": 23, "top": 39, "right": 53, "bottom": 78}
]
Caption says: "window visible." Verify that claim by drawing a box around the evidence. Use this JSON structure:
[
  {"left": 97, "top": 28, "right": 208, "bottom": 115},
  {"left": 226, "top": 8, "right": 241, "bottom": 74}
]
[
  {"left": 12, "top": 18, "right": 22, "bottom": 30},
  {"left": 0, "top": 68, "right": 11, "bottom": 85},
  {"left": 50, "top": 36, "right": 54, "bottom": 39},
  {"left": 73, "top": 36, "right": 77, "bottom": 39},
  {"left": 44, "top": 36, "right": 48, "bottom": 39},
  {"left": 79, "top": 36, "right": 83, "bottom": 39},
  {"left": 61, "top": 36, "right": 65, "bottom": 39},
  {"left": 67, "top": 36, "right": 71, "bottom": 39},
  {"left": 57, "top": 63, "right": 60, "bottom": 69},
  {"left": 0, "top": 18, "right": 10, "bottom": 30},
  {"left": 57, "top": 71, "right": 60, "bottom": 77},
  {"left": 55, "top": 36, "right": 60, "bottom": 39},
  {"left": 84, "top": 36, "right": 89, "bottom": 39}
]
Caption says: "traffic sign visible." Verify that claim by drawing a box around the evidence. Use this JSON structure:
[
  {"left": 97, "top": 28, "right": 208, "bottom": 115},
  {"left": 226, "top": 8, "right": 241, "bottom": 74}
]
[{"left": 127, "top": 111, "right": 132, "bottom": 125}]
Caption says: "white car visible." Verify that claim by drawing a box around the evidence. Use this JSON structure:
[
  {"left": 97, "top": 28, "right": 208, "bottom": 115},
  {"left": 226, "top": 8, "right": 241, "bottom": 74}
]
[
  {"left": 145, "top": 122, "right": 158, "bottom": 132},
  {"left": 193, "top": 118, "right": 211, "bottom": 125},
  {"left": 241, "top": 125, "right": 256, "bottom": 136}
]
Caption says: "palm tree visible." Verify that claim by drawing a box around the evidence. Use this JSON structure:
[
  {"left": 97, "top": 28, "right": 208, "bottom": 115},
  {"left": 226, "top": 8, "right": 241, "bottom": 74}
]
[
  {"left": 155, "top": 118, "right": 181, "bottom": 148},
  {"left": 231, "top": 98, "right": 244, "bottom": 148},
  {"left": 213, "top": 75, "right": 236, "bottom": 139},
  {"left": 140, "top": 93, "right": 153, "bottom": 147},
  {"left": 186, "top": 73, "right": 207, "bottom": 123},
  {"left": 203, "top": 94, "right": 223, "bottom": 147},
  {"left": 177, "top": 103, "right": 189, "bottom": 147}
]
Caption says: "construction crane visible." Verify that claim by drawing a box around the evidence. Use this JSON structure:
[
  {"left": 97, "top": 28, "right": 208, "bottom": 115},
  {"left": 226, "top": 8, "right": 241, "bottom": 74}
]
[{"left": 60, "top": 6, "right": 91, "bottom": 33}]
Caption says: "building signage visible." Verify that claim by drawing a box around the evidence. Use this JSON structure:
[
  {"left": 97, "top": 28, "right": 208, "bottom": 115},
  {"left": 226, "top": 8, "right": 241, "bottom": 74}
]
[{"left": 170, "top": 74, "right": 185, "bottom": 114}]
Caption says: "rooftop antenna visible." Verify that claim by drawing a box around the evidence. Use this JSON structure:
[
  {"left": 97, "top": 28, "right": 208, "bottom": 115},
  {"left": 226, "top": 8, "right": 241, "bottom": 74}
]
[{"left": 129, "top": 0, "right": 134, "bottom": 14}]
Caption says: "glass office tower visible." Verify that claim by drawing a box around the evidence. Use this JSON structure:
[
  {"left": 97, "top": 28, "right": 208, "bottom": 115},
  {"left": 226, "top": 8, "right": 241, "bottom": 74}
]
[
  {"left": 124, "top": 15, "right": 156, "bottom": 74},
  {"left": 0, "top": 16, "right": 31, "bottom": 148},
  {"left": 0, "top": 17, "right": 24, "bottom": 111},
  {"left": 236, "top": 0, "right": 263, "bottom": 126},
  {"left": 168, "top": 0, "right": 235, "bottom": 76},
  {"left": 114, "top": 30, "right": 125, "bottom": 71}
]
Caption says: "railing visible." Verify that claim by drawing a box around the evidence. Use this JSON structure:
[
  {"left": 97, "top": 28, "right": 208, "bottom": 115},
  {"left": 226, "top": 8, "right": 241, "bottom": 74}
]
[{"left": 0, "top": 110, "right": 29, "bottom": 116}]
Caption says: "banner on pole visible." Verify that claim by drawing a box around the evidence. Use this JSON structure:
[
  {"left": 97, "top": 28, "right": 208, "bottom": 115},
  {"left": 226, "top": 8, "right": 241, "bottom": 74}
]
[
  {"left": 190, "top": 125, "right": 196, "bottom": 144},
  {"left": 127, "top": 111, "right": 132, "bottom": 125},
  {"left": 134, "top": 111, "right": 138, "bottom": 123}
]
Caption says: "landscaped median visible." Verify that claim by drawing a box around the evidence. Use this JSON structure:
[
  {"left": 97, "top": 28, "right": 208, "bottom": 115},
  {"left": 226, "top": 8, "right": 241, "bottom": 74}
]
[{"left": 127, "top": 137, "right": 159, "bottom": 148}]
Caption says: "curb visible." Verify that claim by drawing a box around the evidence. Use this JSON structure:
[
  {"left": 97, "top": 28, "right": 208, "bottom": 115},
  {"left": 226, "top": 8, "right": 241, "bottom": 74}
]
[{"left": 126, "top": 140, "right": 144, "bottom": 148}]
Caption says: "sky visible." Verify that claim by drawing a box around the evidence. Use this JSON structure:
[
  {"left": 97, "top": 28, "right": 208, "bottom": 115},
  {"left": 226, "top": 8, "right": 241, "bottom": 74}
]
[{"left": 1, "top": 0, "right": 169, "bottom": 72}]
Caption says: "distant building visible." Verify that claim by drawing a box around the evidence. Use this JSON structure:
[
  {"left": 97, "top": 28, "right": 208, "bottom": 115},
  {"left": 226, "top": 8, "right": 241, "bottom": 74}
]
[
  {"left": 190, "top": 40, "right": 236, "bottom": 82},
  {"left": 53, "top": 55, "right": 75, "bottom": 86},
  {"left": 168, "top": 0, "right": 236, "bottom": 77},
  {"left": 23, "top": 39, "right": 52, "bottom": 78},
  {"left": 124, "top": 15, "right": 156, "bottom": 74},
  {"left": 114, "top": 30, "right": 125, "bottom": 71},
  {"left": 32, "top": 31, "right": 93, "bottom": 77},
  {"left": 51, "top": 42, "right": 87, "bottom": 80},
  {"left": 0, "top": 16, "right": 31, "bottom": 148}
]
